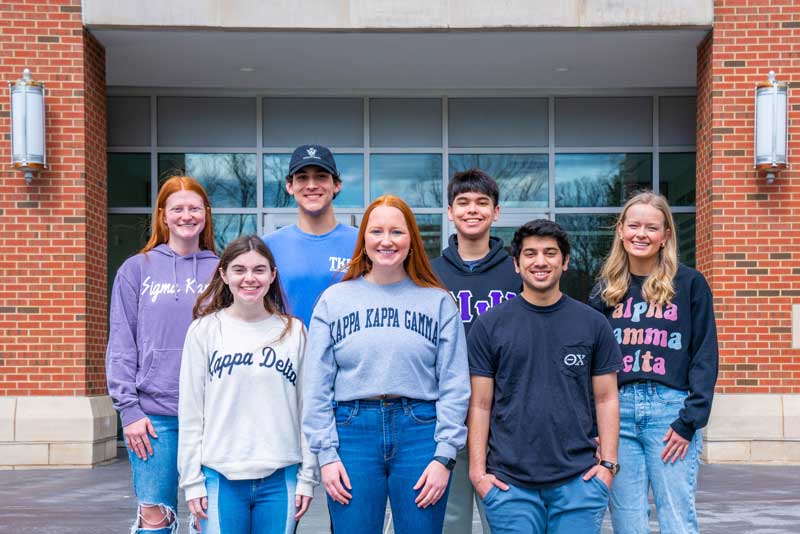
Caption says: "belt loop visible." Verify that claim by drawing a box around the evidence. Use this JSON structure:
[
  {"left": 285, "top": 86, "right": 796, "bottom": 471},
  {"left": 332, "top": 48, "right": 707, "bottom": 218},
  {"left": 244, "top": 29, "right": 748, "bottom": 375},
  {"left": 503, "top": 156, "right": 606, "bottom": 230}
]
[
  {"left": 402, "top": 397, "right": 410, "bottom": 414},
  {"left": 648, "top": 381, "right": 656, "bottom": 396},
  {"left": 331, "top": 400, "right": 338, "bottom": 409}
]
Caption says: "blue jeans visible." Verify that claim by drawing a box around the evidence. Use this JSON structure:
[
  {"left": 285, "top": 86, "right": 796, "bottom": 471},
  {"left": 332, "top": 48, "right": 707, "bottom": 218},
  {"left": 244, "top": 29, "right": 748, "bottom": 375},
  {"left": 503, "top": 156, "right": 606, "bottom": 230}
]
[
  {"left": 481, "top": 473, "right": 609, "bottom": 533},
  {"left": 610, "top": 382, "right": 702, "bottom": 534},
  {"left": 126, "top": 414, "right": 179, "bottom": 534},
  {"left": 328, "top": 398, "right": 450, "bottom": 534},
  {"left": 195, "top": 465, "right": 298, "bottom": 534}
]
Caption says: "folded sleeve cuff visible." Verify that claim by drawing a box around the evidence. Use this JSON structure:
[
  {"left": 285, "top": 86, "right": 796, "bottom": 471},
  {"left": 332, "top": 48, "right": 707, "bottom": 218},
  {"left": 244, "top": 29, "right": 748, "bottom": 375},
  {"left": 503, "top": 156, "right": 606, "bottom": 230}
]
[
  {"left": 317, "top": 448, "right": 341, "bottom": 467},
  {"left": 434, "top": 442, "right": 457, "bottom": 461}
]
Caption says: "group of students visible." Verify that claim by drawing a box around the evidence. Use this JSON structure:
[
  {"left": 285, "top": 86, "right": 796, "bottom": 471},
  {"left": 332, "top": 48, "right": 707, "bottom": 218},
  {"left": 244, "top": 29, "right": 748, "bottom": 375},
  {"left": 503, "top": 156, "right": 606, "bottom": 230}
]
[{"left": 106, "top": 143, "right": 718, "bottom": 534}]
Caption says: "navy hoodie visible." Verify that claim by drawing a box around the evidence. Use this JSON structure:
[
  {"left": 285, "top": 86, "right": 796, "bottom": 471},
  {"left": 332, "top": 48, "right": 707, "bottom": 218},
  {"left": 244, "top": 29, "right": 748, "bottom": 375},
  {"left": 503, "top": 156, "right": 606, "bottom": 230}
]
[{"left": 431, "top": 235, "right": 520, "bottom": 335}]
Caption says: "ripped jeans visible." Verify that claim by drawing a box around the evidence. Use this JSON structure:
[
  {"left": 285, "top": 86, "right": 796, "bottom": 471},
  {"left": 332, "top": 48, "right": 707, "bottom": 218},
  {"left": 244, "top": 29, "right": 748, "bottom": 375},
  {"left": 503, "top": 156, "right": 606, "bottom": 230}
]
[{"left": 127, "top": 414, "right": 179, "bottom": 534}]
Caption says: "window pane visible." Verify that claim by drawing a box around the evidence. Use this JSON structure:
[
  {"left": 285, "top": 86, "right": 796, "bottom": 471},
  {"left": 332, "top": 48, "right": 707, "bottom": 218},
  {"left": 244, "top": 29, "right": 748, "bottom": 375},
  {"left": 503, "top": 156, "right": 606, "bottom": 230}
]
[
  {"left": 555, "top": 97, "right": 652, "bottom": 147},
  {"left": 262, "top": 98, "right": 363, "bottom": 148},
  {"left": 108, "top": 153, "right": 150, "bottom": 207},
  {"left": 263, "top": 154, "right": 364, "bottom": 208},
  {"left": 659, "top": 153, "right": 696, "bottom": 206},
  {"left": 157, "top": 97, "right": 256, "bottom": 147},
  {"left": 448, "top": 98, "right": 548, "bottom": 147},
  {"left": 555, "top": 154, "right": 652, "bottom": 207},
  {"left": 107, "top": 97, "right": 150, "bottom": 147},
  {"left": 555, "top": 214, "right": 617, "bottom": 302},
  {"left": 415, "top": 214, "right": 442, "bottom": 260},
  {"left": 212, "top": 214, "right": 258, "bottom": 252},
  {"left": 370, "top": 99, "right": 442, "bottom": 148},
  {"left": 108, "top": 213, "right": 151, "bottom": 296},
  {"left": 158, "top": 153, "right": 257, "bottom": 208},
  {"left": 448, "top": 154, "right": 548, "bottom": 208},
  {"left": 674, "top": 213, "right": 696, "bottom": 268},
  {"left": 659, "top": 96, "right": 696, "bottom": 146},
  {"left": 370, "top": 154, "right": 442, "bottom": 208}
]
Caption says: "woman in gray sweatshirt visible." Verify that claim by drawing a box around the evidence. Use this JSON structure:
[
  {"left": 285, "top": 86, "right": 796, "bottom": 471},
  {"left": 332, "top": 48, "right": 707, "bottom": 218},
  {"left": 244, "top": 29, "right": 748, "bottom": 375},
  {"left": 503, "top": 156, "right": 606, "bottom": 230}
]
[{"left": 303, "top": 195, "right": 471, "bottom": 534}]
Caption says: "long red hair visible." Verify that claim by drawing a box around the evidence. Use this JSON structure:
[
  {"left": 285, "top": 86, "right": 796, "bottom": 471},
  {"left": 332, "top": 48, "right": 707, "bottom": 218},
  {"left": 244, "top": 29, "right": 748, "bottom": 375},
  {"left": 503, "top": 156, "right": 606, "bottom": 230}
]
[
  {"left": 342, "top": 195, "right": 445, "bottom": 290},
  {"left": 140, "top": 176, "right": 217, "bottom": 255}
]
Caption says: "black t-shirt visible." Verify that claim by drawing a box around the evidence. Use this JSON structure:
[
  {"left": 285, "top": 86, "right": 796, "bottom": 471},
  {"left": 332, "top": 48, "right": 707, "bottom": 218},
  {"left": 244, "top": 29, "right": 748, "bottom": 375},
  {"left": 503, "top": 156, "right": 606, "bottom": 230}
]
[{"left": 468, "top": 294, "right": 622, "bottom": 489}]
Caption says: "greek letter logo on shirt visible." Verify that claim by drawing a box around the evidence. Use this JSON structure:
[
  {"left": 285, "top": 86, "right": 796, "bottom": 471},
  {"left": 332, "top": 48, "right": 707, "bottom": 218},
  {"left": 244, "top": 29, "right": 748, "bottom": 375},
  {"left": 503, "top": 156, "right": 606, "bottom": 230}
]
[{"left": 563, "top": 353, "right": 587, "bottom": 366}]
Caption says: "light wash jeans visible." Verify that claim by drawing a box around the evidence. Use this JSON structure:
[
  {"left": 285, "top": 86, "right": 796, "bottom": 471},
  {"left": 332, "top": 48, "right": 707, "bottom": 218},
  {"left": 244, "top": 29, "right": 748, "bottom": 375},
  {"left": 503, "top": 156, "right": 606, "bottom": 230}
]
[
  {"left": 481, "top": 472, "right": 609, "bottom": 533},
  {"left": 327, "top": 398, "right": 451, "bottom": 534},
  {"left": 610, "top": 382, "right": 702, "bottom": 534},
  {"left": 126, "top": 414, "right": 179, "bottom": 534},
  {"left": 195, "top": 465, "right": 298, "bottom": 534}
]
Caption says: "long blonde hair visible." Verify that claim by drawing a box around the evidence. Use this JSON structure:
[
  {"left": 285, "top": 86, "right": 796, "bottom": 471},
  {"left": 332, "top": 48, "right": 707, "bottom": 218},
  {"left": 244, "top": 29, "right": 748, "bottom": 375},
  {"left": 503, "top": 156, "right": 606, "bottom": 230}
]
[{"left": 598, "top": 191, "right": 678, "bottom": 306}]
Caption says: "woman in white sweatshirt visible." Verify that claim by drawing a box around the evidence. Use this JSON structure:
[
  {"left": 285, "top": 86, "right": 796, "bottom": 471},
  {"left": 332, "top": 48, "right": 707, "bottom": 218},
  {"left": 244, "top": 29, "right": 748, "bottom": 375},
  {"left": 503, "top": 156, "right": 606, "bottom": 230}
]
[{"left": 178, "top": 235, "right": 318, "bottom": 534}]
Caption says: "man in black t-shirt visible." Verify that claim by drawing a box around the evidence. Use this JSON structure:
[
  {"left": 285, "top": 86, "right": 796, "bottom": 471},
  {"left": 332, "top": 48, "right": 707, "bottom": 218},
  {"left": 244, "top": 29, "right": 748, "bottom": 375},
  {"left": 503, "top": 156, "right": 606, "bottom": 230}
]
[{"left": 467, "top": 220, "right": 622, "bottom": 533}]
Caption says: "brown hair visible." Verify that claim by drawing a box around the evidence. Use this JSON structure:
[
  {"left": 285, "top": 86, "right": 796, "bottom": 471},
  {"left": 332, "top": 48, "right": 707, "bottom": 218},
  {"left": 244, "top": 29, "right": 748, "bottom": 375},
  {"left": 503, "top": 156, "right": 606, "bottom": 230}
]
[
  {"left": 141, "top": 176, "right": 217, "bottom": 255},
  {"left": 342, "top": 195, "right": 445, "bottom": 291},
  {"left": 193, "top": 235, "right": 294, "bottom": 340}
]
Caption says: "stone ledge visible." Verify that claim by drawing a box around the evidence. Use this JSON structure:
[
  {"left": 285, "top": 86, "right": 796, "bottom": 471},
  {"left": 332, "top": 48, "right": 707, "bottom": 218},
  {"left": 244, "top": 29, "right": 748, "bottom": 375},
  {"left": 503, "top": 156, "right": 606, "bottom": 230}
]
[
  {"left": 704, "top": 440, "right": 800, "bottom": 464},
  {"left": 704, "top": 394, "right": 785, "bottom": 441}
]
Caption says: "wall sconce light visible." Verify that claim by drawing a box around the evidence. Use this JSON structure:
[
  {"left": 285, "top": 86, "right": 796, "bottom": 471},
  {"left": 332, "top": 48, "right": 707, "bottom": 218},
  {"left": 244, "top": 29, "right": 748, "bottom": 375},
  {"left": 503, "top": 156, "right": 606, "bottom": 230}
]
[
  {"left": 9, "top": 69, "right": 46, "bottom": 184},
  {"left": 755, "top": 70, "right": 789, "bottom": 184}
]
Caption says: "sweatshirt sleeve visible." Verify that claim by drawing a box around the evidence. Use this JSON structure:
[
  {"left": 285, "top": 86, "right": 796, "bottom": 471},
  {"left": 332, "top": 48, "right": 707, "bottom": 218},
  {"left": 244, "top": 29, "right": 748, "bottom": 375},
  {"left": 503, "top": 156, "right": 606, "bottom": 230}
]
[
  {"left": 105, "top": 266, "right": 146, "bottom": 427},
  {"left": 178, "top": 320, "right": 208, "bottom": 501},
  {"left": 294, "top": 324, "right": 320, "bottom": 497},
  {"left": 302, "top": 298, "right": 341, "bottom": 467},
  {"left": 432, "top": 301, "right": 471, "bottom": 460},
  {"left": 670, "top": 274, "right": 719, "bottom": 440}
]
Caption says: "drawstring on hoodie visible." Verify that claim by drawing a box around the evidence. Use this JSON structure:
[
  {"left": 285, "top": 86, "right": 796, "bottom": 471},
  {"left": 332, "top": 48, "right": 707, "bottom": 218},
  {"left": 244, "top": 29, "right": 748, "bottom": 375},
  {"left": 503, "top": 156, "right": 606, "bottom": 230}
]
[{"left": 172, "top": 250, "right": 200, "bottom": 301}]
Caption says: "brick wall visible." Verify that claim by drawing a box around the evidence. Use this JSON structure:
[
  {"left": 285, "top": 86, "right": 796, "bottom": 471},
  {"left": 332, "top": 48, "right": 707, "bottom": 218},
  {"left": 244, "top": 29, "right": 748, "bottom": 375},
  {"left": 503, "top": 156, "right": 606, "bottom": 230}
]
[
  {"left": 697, "top": 1, "right": 800, "bottom": 393},
  {"left": 0, "top": 0, "right": 107, "bottom": 396}
]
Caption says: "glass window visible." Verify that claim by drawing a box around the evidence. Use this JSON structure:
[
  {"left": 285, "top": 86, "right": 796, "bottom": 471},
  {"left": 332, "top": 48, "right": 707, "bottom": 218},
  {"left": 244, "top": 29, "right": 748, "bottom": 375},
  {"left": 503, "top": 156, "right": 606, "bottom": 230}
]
[
  {"left": 555, "top": 154, "right": 652, "bottom": 207},
  {"left": 369, "top": 99, "right": 442, "bottom": 148},
  {"left": 659, "top": 153, "right": 696, "bottom": 206},
  {"left": 108, "top": 153, "right": 150, "bottom": 207},
  {"left": 448, "top": 154, "right": 548, "bottom": 208},
  {"left": 157, "top": 97, "right": 256, "bottom": 147},
  {"left": 108, "top": 213, "right": 151, "bottom": 294},
  {"left": 674, "top": 213, "right": 696, "bottom": 268},
  {"left": 107, "top": 97, "right": 150, "bottom": 147},
  {"left": 555, "top": 214, "right": 617, "bottom": 302},
  {"left": 370, "top": 154, "right": 442, "bottom": 208},
  {"left": 448, "top": 98, "right": 548, "bottom": 147},
  {"left": 414, "top": 214, "right": 442, "bottom": 260},
  {"left": 659, "top": 96, "right": 696, "bottom": 147},
  {"left": 262, "top": 98, "right": 363, "bottom": 148},
  {"left": 555, "top": 97, "right": 652, "bottom": 147},
  {"left": 158, "top": 153, "right": 257, "bottom": 208},
  {"left": 212, "top": 214, "right": 258, "bottom": 252},
  {"left": 263, "top": 153, "right": 364, "bottom": 208}
]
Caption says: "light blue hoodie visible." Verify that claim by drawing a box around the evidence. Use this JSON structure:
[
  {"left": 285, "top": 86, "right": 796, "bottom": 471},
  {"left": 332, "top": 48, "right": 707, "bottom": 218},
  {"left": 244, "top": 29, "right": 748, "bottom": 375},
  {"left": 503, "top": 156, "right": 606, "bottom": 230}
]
[{"left": 105, "top": 243, "right": 218, "bottom": 426}]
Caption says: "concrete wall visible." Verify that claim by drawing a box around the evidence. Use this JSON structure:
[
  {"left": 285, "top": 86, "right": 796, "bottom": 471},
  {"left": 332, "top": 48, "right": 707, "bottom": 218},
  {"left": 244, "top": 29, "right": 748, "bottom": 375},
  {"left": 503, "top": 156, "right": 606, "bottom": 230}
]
[{"left": 83, "top": 0, "right": 713, "bottom": 30}]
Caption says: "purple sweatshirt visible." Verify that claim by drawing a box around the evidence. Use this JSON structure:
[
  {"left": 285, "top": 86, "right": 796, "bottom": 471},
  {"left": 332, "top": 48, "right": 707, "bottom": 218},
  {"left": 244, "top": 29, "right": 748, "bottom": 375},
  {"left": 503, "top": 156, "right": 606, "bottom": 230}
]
[{"left": 106, "top": 243, "right": 218, "bottom": 427}]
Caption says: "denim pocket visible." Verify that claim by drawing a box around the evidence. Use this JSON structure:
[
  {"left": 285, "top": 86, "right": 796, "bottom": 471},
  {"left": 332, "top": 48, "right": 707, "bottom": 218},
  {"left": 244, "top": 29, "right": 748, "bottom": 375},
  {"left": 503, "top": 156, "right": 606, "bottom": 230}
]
[
  {"left": 408, "top": 401, "right": 437, "bottom": 424},
  {"left": 481, "top": 485, "right": 499, "bottom": 505},
  {"left": 654, "top": 386, "right": 689, "bottom": 404},
  {"left": 334, "top": 404, "right": 356, "bottom": 426},
  {"left": 589, "top": 475, "right": 610, "bottom": 495}
]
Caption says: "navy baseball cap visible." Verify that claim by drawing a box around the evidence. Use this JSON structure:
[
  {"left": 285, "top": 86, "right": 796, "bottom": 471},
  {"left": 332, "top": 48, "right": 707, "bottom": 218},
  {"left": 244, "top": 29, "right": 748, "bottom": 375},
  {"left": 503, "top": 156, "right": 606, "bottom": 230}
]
[{"left": 288, "top": 144, "right": 339, "bottom": 178}]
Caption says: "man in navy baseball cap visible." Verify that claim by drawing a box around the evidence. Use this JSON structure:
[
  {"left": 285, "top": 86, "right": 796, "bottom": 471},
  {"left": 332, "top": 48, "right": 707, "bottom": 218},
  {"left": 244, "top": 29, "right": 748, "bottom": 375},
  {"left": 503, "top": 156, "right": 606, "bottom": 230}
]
[{"left": 262, "top": 144, "right": 357, "bottom": 328}]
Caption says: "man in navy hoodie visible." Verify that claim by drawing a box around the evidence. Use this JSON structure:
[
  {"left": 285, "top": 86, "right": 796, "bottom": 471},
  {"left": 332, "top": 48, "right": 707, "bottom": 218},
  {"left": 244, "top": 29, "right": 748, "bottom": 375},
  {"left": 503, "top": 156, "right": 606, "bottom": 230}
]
[{"left": 431, "top": 168, "right": 520, "bottom": 534}]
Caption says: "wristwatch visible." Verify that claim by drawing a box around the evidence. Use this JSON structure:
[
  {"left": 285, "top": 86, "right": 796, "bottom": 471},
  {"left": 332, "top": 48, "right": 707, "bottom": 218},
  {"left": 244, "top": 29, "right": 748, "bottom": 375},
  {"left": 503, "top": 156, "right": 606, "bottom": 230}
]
[
  {"left": 599, "top": 460, "right": 620, "bottom": 476},
  {"left": 433, "top": 456, "right": 456, "bottom": 471}
]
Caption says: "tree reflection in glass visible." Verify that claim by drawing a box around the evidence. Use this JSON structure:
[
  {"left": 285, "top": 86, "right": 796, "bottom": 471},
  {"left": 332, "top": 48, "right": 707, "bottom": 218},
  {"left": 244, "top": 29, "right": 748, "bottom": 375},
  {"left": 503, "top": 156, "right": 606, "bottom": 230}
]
[
  {"left": 370, "top": 154, "right": 442, "bottom": 208},
  {"left": 555, "top": 154, "right": 652, "bottom": 207},
  {"left": 212, "top": 214, "right": 257, "bottom": 252},
  {"left": 263, "top": 154, "right": 364, "bottom": 209},
  {"left": 158, "top": 153, "right": 257, "bottom": 208},
  {"left": 414, "top": 214, "right": 442, "bottom": 260},
  {"left": 449, "top": 154, "right": 548, "bottom": 208},
  {"left": 555, "top": 214, "right": 617, "bottom": 302}
]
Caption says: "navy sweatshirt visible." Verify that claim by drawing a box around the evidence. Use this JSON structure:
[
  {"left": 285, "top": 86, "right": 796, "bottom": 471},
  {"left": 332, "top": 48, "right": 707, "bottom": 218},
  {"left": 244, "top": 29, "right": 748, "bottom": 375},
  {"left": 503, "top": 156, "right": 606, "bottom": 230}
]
[
  {"left": 431, "top": 235, "right": 521, "bottom": 336},
  {"left": 589, "top": 264, "right": 719, "bottom": 440}
]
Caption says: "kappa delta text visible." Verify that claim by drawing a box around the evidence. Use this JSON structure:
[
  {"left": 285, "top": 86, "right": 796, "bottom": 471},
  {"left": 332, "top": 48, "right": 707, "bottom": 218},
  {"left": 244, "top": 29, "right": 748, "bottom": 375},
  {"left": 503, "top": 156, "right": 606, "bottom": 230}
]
[
  {"left": 329, "top": 307, "right": 440, "bottom": 345},
  {"left": 208, "top": 347, "right": 297, "bottom": 385}
]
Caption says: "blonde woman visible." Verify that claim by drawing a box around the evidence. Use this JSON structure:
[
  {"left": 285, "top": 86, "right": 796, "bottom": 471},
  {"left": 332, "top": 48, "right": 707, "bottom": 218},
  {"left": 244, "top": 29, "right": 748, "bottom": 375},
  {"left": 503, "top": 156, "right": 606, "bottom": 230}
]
[{"left": 589, "top": 191, "right": 718, "bottom": 534}]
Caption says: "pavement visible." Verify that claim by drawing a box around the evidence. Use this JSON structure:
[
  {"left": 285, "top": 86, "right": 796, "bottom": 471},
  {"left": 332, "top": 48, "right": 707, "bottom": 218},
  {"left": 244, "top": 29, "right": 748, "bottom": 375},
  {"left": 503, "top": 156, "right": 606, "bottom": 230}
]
[{"left": 1, "top": 449, "right": 799, "bottom": 533}]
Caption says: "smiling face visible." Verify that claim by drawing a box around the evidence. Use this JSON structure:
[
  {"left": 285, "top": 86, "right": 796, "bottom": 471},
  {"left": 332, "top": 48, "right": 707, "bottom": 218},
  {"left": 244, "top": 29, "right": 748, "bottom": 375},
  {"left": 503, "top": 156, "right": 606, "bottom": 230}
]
[
  {"left": 285, "top": 165, "right": 341, "bottom": 217},
  {"left": 618, "top": 202, "right": 670, "bottom": 275},
  {"left": 514, "top": 235, "right": 569, "bottom": 302},
  {"left": 163, "top": 190, "right": 206, "bottom": 248},
  {"left": 448, "top": 191, "right": 500, "bottom": 241},
  {"left": 364, "top": 205, "right": 411, "bottom": 276},
  {"left": 220, "top": 250, "right": 276, "bottom": 308}
]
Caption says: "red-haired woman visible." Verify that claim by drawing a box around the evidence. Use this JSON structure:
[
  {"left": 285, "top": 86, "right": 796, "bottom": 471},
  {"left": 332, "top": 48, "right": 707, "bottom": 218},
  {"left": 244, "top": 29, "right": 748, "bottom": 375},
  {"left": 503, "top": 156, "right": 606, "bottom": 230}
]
[
  {"left": 303, "top": 195, "right": 471, "bottom": 534},
  {"left": 106, "top": 176, "right": 218, "bottom": 534}
]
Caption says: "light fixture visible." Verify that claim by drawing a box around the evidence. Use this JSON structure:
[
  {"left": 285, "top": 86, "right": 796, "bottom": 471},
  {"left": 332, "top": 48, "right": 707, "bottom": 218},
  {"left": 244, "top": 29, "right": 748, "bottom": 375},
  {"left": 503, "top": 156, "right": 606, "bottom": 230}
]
[
  {"left": 9, "top": 69, "right": 46, "bottom": 184},
  {"left": 239, "top": 67, "right": 255, "bottom": 72},
  {"left": 754, "top": 70, "right": 789, "bottom": 184},
  {"left": 554, "top": 66, "right": 569, "bottom": 72}
]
